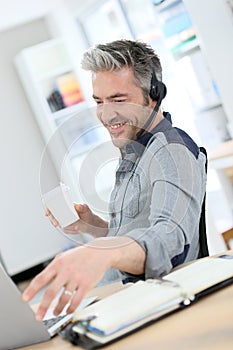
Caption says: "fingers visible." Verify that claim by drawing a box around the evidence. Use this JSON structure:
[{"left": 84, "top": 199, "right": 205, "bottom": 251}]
[
  {"left": 74, "top": 203, "right": 84, "bottom": 212},
  {"left": 45, "top": 208, "right": 59, "bottom": 227},
  {"left": 66, "top": 286, "right": 87, "bottom": 314},
  {"left": 53, "top": 283, "right": 77, "bottom": 316},
  {"left": 35, "top": 283, "right": 61, "bottom": 321},
  {"left": 22, "top": 243, "right": 102, "bottom": 322},
  {"left": 46, "top": 204, "right": 86, "bottom": 229},
  {"left": 36, "top": 281, "right": 87, "bottom": 320},
  {"left": 22, "top": 267, "right": 56, "bottom": 308},
  {"left": 53, "top": 285, "right": 86, "bottom": 316},
  {"left": 74, "top": 203, "right": 90, "bottom": 214},
  {"left": 45, "top": 208, "right": 51, "bottom": 216},
  {"left": 46, "top": 204, "right": 90, "bottom": 231},
  {"left": 35, "top": 281, "right": 86, "bottom": 320},
  {"left": 50, "top": 215, "right": 59, "bottom": 227},
  {"left": 63, "top": 222, "right": 80, "bottom": 234},
  {"left": 28, "top": 272, "right": 69, "bottom": 321}
]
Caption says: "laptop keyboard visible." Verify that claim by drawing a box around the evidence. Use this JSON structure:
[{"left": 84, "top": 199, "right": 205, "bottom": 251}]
[{"left": 43, "top": 315, "right": 67, "bottom": 330}]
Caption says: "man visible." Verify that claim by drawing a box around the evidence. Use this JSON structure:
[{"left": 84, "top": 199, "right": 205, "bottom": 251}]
[{"left": 23, "top": 40, "right": 206, "bottom": 321}]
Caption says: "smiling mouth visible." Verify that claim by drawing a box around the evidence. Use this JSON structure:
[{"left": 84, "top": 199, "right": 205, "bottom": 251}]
[
  {"left": 110, "top": 122, "right": 126, "bottom": 129},
  {"left": 105, "top": 120, "right": 133, "bottom": 131}
]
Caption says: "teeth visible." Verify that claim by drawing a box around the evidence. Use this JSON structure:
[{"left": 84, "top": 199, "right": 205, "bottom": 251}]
[
  {"left": 110, "top": 122, "right": 124, "bottom": 129},
  {"left": 107, "top": 121, "right": 132, "bottom": 129}
]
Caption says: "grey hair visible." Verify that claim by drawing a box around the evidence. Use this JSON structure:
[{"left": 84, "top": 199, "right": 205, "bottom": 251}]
[{"left": 81, "top": 39, "right": 163, "bottom": 104}]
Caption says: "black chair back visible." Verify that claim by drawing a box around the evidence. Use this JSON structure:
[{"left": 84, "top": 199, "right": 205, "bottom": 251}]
[{"left": 198, "top": 147, "right": 209, "bottom": 258}]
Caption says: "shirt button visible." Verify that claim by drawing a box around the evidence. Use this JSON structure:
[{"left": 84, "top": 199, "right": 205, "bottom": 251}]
[{"left": 111, "top": 212, "right": 116, "bottom": 218}]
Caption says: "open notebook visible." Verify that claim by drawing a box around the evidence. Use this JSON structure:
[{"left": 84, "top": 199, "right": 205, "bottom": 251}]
[{"left": 69, "top": 254, "right": 233, "bottom": 348}]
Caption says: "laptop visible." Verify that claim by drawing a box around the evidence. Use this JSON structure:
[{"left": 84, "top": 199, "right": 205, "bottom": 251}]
[{"left": 0, "top": 262, "right": 96, "bottom": 350}]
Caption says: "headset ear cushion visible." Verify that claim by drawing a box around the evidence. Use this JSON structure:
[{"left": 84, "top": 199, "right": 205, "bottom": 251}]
[{"left": 150, "top": 81, "right": 167, "bottom": 101}]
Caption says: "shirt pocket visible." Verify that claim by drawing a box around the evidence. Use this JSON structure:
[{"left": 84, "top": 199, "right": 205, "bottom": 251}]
[{"left": 123, "top": 173, "right": 141, "bottom": 218}]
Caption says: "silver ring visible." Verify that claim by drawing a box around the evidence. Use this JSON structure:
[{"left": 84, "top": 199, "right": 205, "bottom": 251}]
[{"left": 64, "top": 289, "right": 74, "bottom": 297}]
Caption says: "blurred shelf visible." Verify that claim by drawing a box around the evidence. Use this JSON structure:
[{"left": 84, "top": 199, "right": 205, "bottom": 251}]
[
  {"left": 209, "top": 140, "right": 233, "bottom": 169},
  {"left": 153, "top": 0, "right": 181, "bottom": 12}
]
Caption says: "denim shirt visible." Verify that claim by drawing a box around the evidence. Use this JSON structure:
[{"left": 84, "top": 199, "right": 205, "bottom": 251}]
[{"left": 103, "top": 112, "right": 206, "bottom": 283}]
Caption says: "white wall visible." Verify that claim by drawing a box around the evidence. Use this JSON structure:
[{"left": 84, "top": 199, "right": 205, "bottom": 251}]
[
  {"left": 0, "top": 18, "right": 71, "bottom": 275},
  {"left": 0, "top": 0, "right": 64, "bottom": 32},
  {"left": 0, "top": 1, "right": 104, "bottom": 275}
]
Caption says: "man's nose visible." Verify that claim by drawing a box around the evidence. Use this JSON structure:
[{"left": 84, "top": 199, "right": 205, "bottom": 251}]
[{"left": 97, "top": 103, "right": 117, "bottom": 124}]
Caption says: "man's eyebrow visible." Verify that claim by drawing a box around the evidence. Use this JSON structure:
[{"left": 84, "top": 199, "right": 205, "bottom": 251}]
[{"left": 92, "top": 93, "right": 128, "bottom": 100}]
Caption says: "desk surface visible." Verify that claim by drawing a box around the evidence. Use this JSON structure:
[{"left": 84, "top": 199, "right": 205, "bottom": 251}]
[{"left": 20, "top": 279, "right": 233, "bottom": 350}]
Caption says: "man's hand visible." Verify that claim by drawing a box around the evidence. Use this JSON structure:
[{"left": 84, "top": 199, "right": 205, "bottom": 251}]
[
  {"left": 22, "top": 244, "right": 115, "bottom": 321},
  {"left": 22, "top": 237, "right": 146, "bottom": 321},
  {"left": 46, "top": 203, "right": 109, "bottom": 237}
]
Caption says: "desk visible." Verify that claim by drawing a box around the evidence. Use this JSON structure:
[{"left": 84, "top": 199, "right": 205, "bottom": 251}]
[{"left": 20, "top": 278, "right": 233, "bottom": 350}]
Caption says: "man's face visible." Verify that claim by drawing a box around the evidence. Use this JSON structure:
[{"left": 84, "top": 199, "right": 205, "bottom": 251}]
[{"left": 92, "top": 68, "right": 153, "bottom": 149}]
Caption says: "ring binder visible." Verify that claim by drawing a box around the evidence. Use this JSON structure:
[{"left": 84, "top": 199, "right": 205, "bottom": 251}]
[{"left": 64, "top": 255, "right": 233, "bottom": 349}]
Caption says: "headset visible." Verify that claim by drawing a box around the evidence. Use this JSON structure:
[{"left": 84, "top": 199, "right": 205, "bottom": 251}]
[
  {"left": 149, "top": 68, "right": 167, "bottom": 102},
  {"left": 136, "top": 68, "right": 167, "bottom": 139}
]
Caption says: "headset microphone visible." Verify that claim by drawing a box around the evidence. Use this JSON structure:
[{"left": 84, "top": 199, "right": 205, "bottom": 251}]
[{"left": 136, "top": 69, "right": 167, "bottom": 139}]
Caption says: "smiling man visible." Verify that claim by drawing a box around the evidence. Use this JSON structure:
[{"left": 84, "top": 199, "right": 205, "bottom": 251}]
[
  {"left": 92, "top": 67, "right": 159, "bottom": 149},
  {"left": 23, "top": 40, "right": 207, "bottom": 321}
]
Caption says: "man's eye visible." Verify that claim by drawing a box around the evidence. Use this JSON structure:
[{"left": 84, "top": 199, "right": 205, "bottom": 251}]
[
  {"left": 114, "top": 100, "right": 126, "bottom": 103},
  {"left": 96, "top": 101, "right": 103, "bottom": 105}
]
